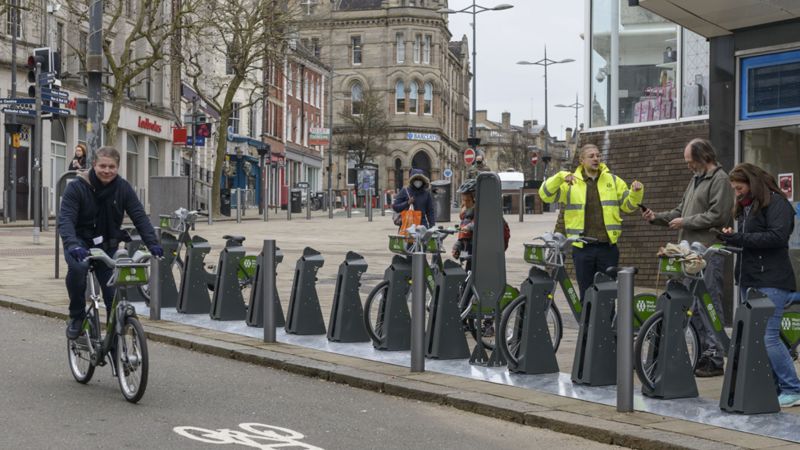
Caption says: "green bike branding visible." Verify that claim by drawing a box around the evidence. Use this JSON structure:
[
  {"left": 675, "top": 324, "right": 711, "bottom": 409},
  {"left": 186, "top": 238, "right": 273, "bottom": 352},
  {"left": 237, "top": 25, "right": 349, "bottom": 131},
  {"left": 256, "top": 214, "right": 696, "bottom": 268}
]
[
  {"left": 781, "top": 312, "right": 800, "bottom": 345},
  {"left": 562, "top": 278, "right": 582, "bottom": 315},
  {"left": 659, "top": 257, "right": 683, "bottom": 274},
  {"left": 237, "top": 255, "right": 258, "bottom": 281},
  {"left": 703, "top": 293, "right": 723, "bottom": 332},
  {"left": 117, "top": 265, "right": 149, "bottom": 285}
]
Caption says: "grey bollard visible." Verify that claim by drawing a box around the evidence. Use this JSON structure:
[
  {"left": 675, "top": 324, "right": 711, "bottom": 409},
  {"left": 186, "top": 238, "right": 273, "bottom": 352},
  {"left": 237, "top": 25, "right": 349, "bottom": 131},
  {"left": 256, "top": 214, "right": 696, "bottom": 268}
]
[
  {"left": 208, "top": 186, "right": 214, "bottom": 225},
  {"left": 149, "top": 227, "right": 162, "bottom": 321},
  {"left": 327, "top": 188, "right": 334, "bottom": 219},
  {"left": 247, "top": 245, "right": 285, "bottom": 328},
  {"left": 519, "top": 187, "right": 524, "bottom": 223},
  {"left": 209, "top": 245, "right": 248, "bottom": 320},
  {"left": 380, "top": 191, "right": 386, "bottom": 216},
  {"left": 176, "top": 236, "right": 213, "bottom": 314},
  {"left": 42, "top": 187, "right": 50, "bottom": 231},
  {"left": 327, "top": 251, "right": 370, "bottom": 343},
  {"left": 287, "top": 189, "right": 292, "bottom": 221},
  {"left": 347, "top": 189, "right": 352, "bottom": 218},
  {"left": 616, "top": 268, "right": 635, "bottom": 413},
  {"left": 641, "top": 281, "right": 698, "bottom": 400},
  {"left": 572, "top": 272, "right": 618, "bottom": 386},
  {"left": 719, "top": 289, "right": 780, "bottom": 414},
  {"left": 505, "top": 266, "right": 559, "bottom": 374},
  {"left": 367, "top": 188, "right": 373, "bottom": 222},
  {"left": 307, "top": 186, "right": 312, "bottom": 220},
  {"left": 262, "top": 240, "right": 277, "bottom": 343},
  {"left": 425, "top": 259, "right": 470, "bottom": 360},
  {"left": 410, "top": 252, "right": 426, "bottom": 372},
  {"left": 284, "top": 247, "right": 326, "bottom": 335}
]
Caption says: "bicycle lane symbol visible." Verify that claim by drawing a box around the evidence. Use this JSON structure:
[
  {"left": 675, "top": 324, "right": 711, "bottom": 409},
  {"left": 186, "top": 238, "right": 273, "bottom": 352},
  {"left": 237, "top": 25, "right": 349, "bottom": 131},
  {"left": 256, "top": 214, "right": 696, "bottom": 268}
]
[{"left": 173, "top": 423, "right": 324, "bottom": 449}]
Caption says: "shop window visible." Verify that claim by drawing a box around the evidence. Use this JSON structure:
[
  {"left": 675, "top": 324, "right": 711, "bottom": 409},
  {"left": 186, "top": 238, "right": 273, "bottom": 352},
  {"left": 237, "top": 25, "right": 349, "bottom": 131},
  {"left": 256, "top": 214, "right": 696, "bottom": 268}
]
[
  {"left": 681, "top": 29, "right": 709, "bottom": 117},
  {"left": 395, "top": 80, "right": 405, "bottom": 113},
  {"left": 590, "top": 0, "right": 677, "bottom": 127},
  {"left": 740, "top": 49, "right": 800, "bottom": 121}
]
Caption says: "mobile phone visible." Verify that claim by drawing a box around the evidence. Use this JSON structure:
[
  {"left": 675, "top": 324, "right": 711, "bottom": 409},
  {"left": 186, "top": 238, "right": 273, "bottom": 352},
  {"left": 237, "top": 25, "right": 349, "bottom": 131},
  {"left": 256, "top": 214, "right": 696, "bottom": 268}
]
[{"left": 639, "top": 204, "right": 648, "bottom": 212}]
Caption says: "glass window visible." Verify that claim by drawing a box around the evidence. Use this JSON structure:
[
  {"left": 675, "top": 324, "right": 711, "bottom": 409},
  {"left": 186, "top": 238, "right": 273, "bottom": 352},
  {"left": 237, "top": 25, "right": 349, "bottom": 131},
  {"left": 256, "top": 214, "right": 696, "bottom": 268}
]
[
  {"left": 681, "top": 29, "right": 709, "bottom": 117},
  {"left": 423, "top": 35, "right": 431, "bottom": 64},
  {"left": 127, "top": 134, "right": 139, "bottom": 188},
  {"left": 148, "top": 140, "right": 159, "bottom": 178},
  {"left": 396, "top": 32, "right": 405, "bottom": 63},
  {"left": 249, "top": 107, "right": 257, "bottom": 137},
  {"left": 351, "top": 36, "right": 362, "bottom": 65},
  {"left": 395, "top": 80, "right": 405, "bottom": 113},
  {"left": 424, "top": 82, "right": 432, "bottom": 115},
  {"left": 413, "top": 34, "right": 421, "bottom": 63},
  {"left": 741, "top": 50, "right": 800, "bottom": 120},
  {"left": 590, "top": 0, "right": 677, "bottom": 127},
  {"left": 229, "top": 102, "right": 240, "bottom": 134},
  {"left": 409, "top": 81, "right": 418, "bottom": 114},
  {"left": 351, "top": 82, "right": 363, "bottom": 115},
  {"left": 6, "top": 0, "right": 21, "bottom": 38}
]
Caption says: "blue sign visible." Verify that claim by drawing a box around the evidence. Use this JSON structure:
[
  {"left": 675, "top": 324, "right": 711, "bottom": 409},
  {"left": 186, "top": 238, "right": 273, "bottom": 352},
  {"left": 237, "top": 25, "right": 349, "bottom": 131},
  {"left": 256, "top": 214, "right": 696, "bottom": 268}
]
[
  {"left": 406, "top": 132, "right": 439, "bottom": 142},
  {"left": 443, "top": 168, "right": 453, "bottom": 178},
  {"left": 2, "top": 107, "right": 36, "bottom": 116},
  {"left": 0, "top": 98, "right": 35, "bottom": 105},
  {"left": 186, "top": 136, "right": 205, "bottom": 146},
  {"left": 42, "top": 105, "right": 71, "bottom": 115}
]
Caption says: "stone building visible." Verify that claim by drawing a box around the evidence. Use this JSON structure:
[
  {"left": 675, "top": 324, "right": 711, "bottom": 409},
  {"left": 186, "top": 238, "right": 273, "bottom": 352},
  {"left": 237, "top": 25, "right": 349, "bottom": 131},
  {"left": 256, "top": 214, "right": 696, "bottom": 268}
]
[{"left": 294, "top": 0, "right": 471, "bottom": 195}]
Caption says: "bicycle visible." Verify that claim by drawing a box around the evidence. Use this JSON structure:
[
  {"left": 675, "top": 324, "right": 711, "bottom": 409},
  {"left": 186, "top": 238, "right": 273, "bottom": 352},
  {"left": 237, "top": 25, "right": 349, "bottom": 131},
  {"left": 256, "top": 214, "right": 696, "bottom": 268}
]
[
  {"left": 66, "top": 248, "right": 151, "bottom": 403},
  {"left": 497, "top": 232, "right": 660, "bottom": 366},
  {"left": 634, "top": 242, "right": 733, "bottom": 390}
]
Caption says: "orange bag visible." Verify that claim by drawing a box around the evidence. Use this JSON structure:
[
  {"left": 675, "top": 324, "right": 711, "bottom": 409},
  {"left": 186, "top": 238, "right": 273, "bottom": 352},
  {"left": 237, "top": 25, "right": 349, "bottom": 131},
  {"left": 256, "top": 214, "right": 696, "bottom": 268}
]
[{"left": 399, "top": 205, "right": 422, "bottom": 236}]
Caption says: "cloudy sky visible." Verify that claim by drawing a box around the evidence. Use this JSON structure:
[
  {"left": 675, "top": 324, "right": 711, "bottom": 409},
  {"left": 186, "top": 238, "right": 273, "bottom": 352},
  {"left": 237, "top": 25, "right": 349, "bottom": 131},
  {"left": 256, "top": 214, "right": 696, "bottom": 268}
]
[{"left": 445, "top": 0, "right": 586, "bottom": 139}]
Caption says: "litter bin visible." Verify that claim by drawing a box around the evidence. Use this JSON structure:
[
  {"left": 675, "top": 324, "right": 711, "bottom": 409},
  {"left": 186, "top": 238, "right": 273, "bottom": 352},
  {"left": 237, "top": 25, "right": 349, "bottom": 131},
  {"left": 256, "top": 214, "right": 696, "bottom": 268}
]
[
  {"left": 290, "top": 189, "right": 302, "bottom": 213},
  {"left": 430, "top": 180, "right": 451, "bottom": 223},
  {"left": 220, "top": 188, "right": 231, "bottom": 217}
]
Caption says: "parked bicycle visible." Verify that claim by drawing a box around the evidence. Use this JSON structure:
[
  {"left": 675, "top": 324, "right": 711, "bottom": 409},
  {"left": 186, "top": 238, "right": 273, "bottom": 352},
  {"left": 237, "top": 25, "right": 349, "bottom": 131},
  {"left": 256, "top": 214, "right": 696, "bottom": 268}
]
[{"left": 67, "top": 248, "right": 151, "bottom": 403}]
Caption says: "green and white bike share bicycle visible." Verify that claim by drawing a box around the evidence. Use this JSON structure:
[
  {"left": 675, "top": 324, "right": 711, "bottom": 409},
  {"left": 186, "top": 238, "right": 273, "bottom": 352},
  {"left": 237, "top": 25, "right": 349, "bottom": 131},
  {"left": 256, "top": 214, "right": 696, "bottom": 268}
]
[{"left": 67, "top": 248, "right": 151, "bottom": 403}]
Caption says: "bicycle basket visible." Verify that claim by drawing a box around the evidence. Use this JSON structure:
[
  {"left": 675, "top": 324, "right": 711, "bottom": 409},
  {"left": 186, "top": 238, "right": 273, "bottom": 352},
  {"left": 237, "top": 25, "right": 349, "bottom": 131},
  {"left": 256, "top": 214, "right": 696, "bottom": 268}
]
[
  {"left": 158, "top": 214, "right": 171, "bottom": 229},
  {"left": 425, "top": 238, "right": 440, "bottom": 253},
  {"left": 658, "top": 256, "right": 684, "bottom": 276},
  {"left": 524, "top": 243, "right": 549, "bottom": 264},
  {"left": 388, "top": 235, "right": 410, "bottom": 254},
  {"left": 112, "top": 261, "right": 150, "bottom": 286}
]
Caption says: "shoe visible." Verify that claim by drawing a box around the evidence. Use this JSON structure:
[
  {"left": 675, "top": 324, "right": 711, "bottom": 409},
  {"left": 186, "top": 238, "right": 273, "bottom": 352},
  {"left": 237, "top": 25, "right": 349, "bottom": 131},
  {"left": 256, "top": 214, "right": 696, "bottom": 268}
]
[
  {"left": 779, "top": 393, "right": 800, "bottom": 408},
  {"left": 694, "top": 363, "right": 724, "bottom": 377},
  {"left": 66, "top": 318, "right": 83, "bottom": 340}
]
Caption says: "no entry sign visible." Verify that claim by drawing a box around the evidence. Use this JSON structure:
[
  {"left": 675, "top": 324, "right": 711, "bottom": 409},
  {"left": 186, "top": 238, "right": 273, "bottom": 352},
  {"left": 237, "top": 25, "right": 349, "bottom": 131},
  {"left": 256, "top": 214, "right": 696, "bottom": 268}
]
[
  {"left": 531, "top": 152, "right": 539, "bottom": 166},
  {"left": 464, "top": 148, "right": 476, "bottom": 165}
]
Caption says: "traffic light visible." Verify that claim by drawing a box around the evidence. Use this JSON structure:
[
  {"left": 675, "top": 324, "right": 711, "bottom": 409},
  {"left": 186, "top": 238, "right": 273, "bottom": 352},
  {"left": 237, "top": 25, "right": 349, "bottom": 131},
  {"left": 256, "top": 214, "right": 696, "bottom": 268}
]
[{"left": 26, "top": 47, "right": 52, "bottom": 98}]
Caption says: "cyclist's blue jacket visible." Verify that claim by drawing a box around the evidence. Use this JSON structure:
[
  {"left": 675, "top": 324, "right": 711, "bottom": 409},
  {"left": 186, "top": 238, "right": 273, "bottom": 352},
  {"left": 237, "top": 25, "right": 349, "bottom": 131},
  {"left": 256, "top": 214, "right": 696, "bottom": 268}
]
[
  {"left": 392, "top": 169, "right": 435, "bottom": 227},
  {"left": 58, "top": 170, "right": 158, "bottom": 252}
]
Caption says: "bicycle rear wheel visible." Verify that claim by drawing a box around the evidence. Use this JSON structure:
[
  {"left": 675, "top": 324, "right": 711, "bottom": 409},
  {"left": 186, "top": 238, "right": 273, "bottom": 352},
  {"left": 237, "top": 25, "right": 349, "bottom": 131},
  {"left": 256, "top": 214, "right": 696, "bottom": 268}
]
[
  {"left": 67, "top": 308, "right": 99, "bottom": 384},
  {"left": 115, "top": 317, "right": 149, "bottom": 403},
  {"left": 363, "top": 281, "right": 390, "bottom": 344},
  {"left": 499, "top": 296, "right": 563, "bottom": 365},
  {"left": 634, "top": 311, "right": 699, "bottom": 391}
]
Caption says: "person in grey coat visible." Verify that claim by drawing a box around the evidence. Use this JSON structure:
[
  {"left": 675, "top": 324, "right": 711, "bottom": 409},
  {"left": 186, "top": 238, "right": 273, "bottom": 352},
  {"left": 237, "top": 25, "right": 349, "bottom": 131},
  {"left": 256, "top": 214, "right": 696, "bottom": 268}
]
[{"left": 641, "top": 138, "right": 734, "bottom": 377}]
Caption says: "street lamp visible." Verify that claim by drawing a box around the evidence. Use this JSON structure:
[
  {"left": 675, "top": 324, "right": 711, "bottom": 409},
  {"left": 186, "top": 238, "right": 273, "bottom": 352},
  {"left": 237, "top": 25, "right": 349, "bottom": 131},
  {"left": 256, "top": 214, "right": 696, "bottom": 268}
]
[
  {"left": 555, "top": 93, "right": 584, "bottom": 136},
  {"left": 517, "top": 46, "right": 574, "bottom": 172},
  {"left": 438, "top": 2, "right": 513, "bottom": 153}
]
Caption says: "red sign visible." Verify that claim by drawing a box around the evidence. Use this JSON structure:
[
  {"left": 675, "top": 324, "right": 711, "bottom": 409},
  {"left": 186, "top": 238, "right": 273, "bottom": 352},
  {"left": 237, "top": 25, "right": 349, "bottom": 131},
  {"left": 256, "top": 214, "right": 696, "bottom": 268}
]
[
  {"left": 172, "top": 127, "right": 187, "bottom": 146},
  {"left": 531, "top": 152, "right": 539, "bottom": 166},
  {"left": 138, "top": 116, "right": 162, "bottom": 133},
  {"left": 464, "top": 148, "right": 476, "bottom": 165}
]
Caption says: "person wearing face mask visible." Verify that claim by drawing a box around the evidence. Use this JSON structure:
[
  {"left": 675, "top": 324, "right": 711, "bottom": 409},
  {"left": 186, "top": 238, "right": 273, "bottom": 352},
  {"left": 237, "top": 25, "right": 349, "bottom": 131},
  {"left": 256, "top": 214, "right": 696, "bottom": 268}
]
[
  {"left": 392, "top": 168, "right": 435, "bottom": 228},
  {"left": 718, "top": 163, "right": 800, "bottom": 408},
  {"left": 641, "top": 138, "right": 734, "bottom": 377},
  {"left": 539, "top": 144, "right": 644, "bottom": 305}
]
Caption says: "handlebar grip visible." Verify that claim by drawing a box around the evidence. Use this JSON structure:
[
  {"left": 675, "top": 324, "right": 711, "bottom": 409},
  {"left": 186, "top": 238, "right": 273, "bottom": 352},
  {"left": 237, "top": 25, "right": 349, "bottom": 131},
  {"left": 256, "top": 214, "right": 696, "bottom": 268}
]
[{"left": 723, "top": 246, "right": 742, "bottom": 253}]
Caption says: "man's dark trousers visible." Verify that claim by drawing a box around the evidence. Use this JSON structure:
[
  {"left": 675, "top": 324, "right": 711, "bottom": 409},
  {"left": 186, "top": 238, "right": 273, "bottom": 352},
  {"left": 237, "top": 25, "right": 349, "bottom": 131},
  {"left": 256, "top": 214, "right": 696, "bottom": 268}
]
[
  {"left": 65, "top": 249, "right": 115, "bottom": 319},
  {"left": 572, "top": 242, "right": 619, "bottom": 303}
]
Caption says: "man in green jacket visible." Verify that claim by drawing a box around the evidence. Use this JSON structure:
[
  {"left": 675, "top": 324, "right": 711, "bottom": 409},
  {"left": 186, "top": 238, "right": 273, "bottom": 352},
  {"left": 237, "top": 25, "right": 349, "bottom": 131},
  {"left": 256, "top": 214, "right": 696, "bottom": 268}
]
[{"left": 642, "top": 138, "right": 734, "bottom": 377}]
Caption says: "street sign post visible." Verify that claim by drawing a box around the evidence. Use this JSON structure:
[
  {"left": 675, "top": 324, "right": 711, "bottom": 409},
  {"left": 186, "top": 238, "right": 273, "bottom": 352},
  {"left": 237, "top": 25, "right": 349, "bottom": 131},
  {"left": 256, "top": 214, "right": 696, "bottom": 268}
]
[
  {"left": 443, "top": 168, "right": 453, "bottom": 178},
  {"left": 531, "top": 152, "right": 539, "bottom": 166},
  {"left": 1, "top": 107, "right": 36, "bottom": 116},
  {"left": 464, "top": 148, "right": 476, "bottom": 165},
  {"left": 0, "top": 98, "right": 35, "bottom": 105},
  {"left": 42, "top": 105, "right": 70, "bottom": 115}
]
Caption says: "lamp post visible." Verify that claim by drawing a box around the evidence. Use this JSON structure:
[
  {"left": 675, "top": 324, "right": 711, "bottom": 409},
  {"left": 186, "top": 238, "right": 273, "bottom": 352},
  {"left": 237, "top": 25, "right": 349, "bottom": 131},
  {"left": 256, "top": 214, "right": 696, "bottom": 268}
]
[
  {"left": 438, "top": 2, "right": 513, "bottom": 153},
  {"left": 517, "top": 47, "right": 574, "bottom": 165},
  {"left": 555, "top": 93, "right": 584, "bottom": 135}
]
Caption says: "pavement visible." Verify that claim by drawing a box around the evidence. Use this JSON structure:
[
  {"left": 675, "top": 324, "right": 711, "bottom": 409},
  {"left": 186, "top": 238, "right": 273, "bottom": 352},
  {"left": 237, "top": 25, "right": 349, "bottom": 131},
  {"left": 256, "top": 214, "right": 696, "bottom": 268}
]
[{"left": 1, "top": 208, "right": 799, "bottom": 449}]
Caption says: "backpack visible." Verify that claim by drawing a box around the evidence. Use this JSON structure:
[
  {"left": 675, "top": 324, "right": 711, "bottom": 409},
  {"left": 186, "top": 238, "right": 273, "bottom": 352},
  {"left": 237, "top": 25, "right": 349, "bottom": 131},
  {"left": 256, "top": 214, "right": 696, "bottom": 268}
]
[{"left": 503, "top": 219, "right": 510, "bottom": 250}]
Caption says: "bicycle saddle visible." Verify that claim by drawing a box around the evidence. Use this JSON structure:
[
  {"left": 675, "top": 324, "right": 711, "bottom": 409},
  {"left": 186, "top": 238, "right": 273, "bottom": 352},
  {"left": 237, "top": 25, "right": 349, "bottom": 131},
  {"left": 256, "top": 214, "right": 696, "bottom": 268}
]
[{"left": 222, "top": 235, "right": 246, "bottom": 247}]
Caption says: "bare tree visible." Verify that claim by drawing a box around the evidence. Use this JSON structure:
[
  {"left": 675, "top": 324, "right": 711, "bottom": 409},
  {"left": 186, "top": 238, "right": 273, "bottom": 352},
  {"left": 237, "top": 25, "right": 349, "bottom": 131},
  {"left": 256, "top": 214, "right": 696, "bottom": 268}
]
[
  {"left": 497, "top": 132, "right": 535, "bottom": 179},
  {"left": 62, "top": 0, "right": 198, "bottom": 144},
  {"left": 182, "top": 0, "right": 293, "bottom": 216},
  {"left": 334, "top": 87, "right": 390, "bottom": 167}
]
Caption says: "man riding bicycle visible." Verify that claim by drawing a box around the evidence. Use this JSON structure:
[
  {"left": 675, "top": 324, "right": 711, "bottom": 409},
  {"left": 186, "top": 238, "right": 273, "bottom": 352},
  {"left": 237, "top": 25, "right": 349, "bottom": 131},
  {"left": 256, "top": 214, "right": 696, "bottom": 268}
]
[{"left": 58, "top": 146, "right": 163, "bottom": 339}]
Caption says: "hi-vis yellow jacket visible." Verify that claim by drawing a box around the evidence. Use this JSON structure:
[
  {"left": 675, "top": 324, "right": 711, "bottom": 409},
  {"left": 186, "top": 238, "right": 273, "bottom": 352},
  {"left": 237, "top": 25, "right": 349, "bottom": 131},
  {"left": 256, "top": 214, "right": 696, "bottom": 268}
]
[{"left": 538, "top": 163, "right": 643, "bottom": 246}]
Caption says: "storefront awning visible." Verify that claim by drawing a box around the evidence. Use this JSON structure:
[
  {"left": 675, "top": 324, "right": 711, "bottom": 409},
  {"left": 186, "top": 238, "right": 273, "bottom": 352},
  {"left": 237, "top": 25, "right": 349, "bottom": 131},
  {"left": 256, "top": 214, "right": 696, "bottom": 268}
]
[{"left": 636, "top": 0, "right": 800, "bottom": 37}]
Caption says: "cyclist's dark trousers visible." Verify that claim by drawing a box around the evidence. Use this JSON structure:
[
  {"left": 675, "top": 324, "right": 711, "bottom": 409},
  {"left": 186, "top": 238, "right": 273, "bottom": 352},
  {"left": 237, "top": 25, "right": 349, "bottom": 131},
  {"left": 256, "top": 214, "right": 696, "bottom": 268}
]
[
  {"left": 65, "top": 250, "right": 115, "bottom": 320},
  {"left": 686, "top": 252, "right": 726, "bottom": 369},
  {"left": 572, "top": 242, "right": 619, "bottom": 303}
]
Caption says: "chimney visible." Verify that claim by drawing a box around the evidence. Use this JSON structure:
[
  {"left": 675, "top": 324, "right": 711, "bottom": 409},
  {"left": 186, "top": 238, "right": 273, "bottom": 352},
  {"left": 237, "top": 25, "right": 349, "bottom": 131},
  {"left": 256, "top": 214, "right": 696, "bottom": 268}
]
[
  {"left": 523, "top": 120, "right": 532, "bottom": 131},
  {"left": 476, "top": 110, "right": 488, "bottom": 124},
  {"left": 501, "top": 112, "right": 510, "bottom": 129},
  {"left": 531, "top": 119, "right": 538, "bottom": 126},
  {"left": 565, "top": 127, "right": 573, "bottom": 142}
]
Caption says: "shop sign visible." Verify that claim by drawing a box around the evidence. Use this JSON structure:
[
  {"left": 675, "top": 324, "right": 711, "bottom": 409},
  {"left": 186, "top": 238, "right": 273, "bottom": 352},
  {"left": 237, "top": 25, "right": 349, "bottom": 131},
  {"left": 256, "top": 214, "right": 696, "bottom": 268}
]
[
  {"left": 407, "top": 132, "right": 439, "bottom": 142},
  {"left": 138, "top": 116, "right": 162, "bottom": 133}
]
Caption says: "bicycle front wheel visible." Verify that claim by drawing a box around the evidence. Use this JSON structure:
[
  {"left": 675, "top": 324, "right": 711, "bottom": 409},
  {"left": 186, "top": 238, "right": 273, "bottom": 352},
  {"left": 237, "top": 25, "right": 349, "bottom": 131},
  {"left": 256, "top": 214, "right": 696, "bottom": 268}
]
[
  {"left": 139, "top": 257, "right": 184, "bottom": 304},
  {"left": 634, "top": 311, "right": 699, "bottom": 391},
  {"left": 67, "top": 310, "right": 99, "bottom": 384},
  {"left": 499, "top": 296, "right": 563, "bottom": 365},
  {"left": 115, "top": 317, "right": 149, "bottom": 403},
  {"left": 363, "top": 281, "right": 390, "bottom": 344}
]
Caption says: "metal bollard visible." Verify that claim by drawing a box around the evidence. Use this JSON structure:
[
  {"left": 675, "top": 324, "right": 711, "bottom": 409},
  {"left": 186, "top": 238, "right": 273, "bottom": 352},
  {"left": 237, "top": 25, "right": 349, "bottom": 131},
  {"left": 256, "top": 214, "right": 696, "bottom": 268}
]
[
  {"left": 207, "top": 186, "right": 213, "bottom": 225},
  {"left": 306, "top": 186, "right": 311, "bottom": 220},
  {"left": 367, "top": 188, "right": 373, "bottom": 222},
  {"left": 287, "top": 189, "right": 292, "bottom": 221},
  {"left": 346, "top": 188, "right": 352, "bottom": 218},
  {"left": 616, "top": 267, "right": 635, "bottom": 412},
  {"left": 380, "top": 190, "right": 385, "bottom": 216},
  {"left": 262, "top": 239, "right": 277, "bottom": 343},
  {"left": 410, "top": 252, "right": 426, "bottom": 372},
  {"left": 42, "top": 187, "right": 50, "bottom": 231},
  {"left": 149, "top": 227, "right": 162, "bottom": 321},
  {"left": 519, "top": 187, "right": 524, "bottom": 223},
  {"left": 328, "top": 188, "right": 333, "bottom": 219}
]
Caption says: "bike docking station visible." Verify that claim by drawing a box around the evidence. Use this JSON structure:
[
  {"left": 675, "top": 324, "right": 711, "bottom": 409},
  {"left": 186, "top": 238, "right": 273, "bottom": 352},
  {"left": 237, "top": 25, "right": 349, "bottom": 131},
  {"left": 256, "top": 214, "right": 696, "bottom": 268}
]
[
  {"left": 285, "top": 247, "right": 326, "bottom": 335},
  {"left": 371, "top": 253, "right": 413, "bottom": 351},
  {"left": 177, "top": 235, "right": 215, "bottom": 314},
  {"left": 719, "top": 289, "right": 780, "bottom": 414},
  {"left": 641, "top": 280, "right": 698, "bottom": 400},
  {"left": 426, "top": 259, "right": 470, "bottom": 360},
  {"left": 470, "top": 172, "right": 507, "bottom": 367},
  {"left": 327, "top": 251, "right": 370, "bottom": 343},
  {"left": 152, "top": 232, "right": 180, "bottom": 308},
  {"left": 572, "top": 272, "right": 618, "bottom": 386},
  {"left": 506, "top": 255, "right": 559, "bottom": 374},
  {"left": 246, "top": 246, "right": 285, "bottom": 328},
  {"left": 123, "top": 231, "right": 149, "bottom": 303},
  {"left": 209, "top": 236, "right": 249, "bottom": 321}
]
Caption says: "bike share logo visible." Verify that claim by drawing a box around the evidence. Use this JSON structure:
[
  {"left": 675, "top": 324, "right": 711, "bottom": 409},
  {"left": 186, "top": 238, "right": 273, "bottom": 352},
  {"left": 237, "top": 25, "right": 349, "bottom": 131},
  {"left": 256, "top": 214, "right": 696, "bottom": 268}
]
[
  {"left": 782, "top": 316, "right": 800, "bottom": 331},
  {"left": 636, "top": 299, "right": 647, "bottom": 312},
  {"left": 706, "top": 301, "right": 718, "bottom": 324},
  {"left": 783, "top": 317, "right": 793, "bottom": 331}
]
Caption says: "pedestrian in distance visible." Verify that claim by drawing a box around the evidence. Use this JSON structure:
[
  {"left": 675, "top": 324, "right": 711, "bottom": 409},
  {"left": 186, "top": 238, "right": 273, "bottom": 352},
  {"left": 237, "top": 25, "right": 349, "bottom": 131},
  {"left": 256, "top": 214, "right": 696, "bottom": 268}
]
[
  {"left": 58, "top": 146, "right": 163, "bottom": 340},
  {"left": 717, "top": 162, "right": 800, "bottom": 407},
  {"left": 467, "top": 149, "right": 491, "bottom": 178},
  {"left": 69, "top": 143, "right": 87, "bottom": 171},
  {"left": 392, "top": 168, "right": 435, "bottom": 228},
  {"left": 641, "top": 137, "right": 734, "bottom": 377},
  {"left": 539, "top": 143, "right": 644, "bottom": 303}
]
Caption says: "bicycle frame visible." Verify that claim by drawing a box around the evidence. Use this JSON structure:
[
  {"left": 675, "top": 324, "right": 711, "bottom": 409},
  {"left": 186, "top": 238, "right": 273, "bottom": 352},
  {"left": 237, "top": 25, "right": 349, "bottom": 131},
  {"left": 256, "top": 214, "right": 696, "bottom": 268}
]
[{"left": 84, "top": 266, "right": 139, "bottom": 370}]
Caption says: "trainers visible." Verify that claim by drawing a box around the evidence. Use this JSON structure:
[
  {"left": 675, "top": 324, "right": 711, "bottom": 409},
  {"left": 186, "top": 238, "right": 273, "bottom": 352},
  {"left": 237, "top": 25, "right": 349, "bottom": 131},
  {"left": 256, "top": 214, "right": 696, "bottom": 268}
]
[
  {"left": 694, "top": 363, "right": 724, "bottom": 377},
  {"left": 65, "top": 318, "right": 83, "bottom": 340},
  {"left": 779, "top": 393, "right": 800, "bottom": 408}
]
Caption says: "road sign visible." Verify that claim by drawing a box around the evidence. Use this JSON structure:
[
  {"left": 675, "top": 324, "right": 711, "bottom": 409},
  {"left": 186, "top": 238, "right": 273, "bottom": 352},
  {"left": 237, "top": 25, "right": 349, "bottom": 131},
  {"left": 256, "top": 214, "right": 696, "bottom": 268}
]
[
  {"left": 38, "top": 74, "right": 56, "bottom": 85},
  {"left": 41, "top": 88, "right": 69, "bottom": 99},
  {"left": 0, "top": 98, "right": 35, "bottom": 105},
  {"left": 464, "top": 148, "right": 476, "bottom": 165},
  {"left": 42, "top": 95, "right": 69, "bottom": 104},
  {"left": 42, "top": 105, "right": 71, "bottom": 115},
  {"left": 186, "top": 135, "right": 205, "bottom": 146},
  {"left": 443, "top": 168, "right": 453, "bottom": 178},
  {"left": 2, "top": 107, "right": 36, "bottom": 116},
  {"left": 531, "top": 152, "right": 539, "bottom": 166},
  {"left": 296, "top": 181, "right": 310, "bottom": 189}
]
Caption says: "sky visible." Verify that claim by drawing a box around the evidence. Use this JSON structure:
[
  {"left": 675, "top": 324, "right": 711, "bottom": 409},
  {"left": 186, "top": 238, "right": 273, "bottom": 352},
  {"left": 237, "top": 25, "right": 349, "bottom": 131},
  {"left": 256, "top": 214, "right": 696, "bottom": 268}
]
[{"left": 445, "top": 0, "right": 586, "bottom": 139}]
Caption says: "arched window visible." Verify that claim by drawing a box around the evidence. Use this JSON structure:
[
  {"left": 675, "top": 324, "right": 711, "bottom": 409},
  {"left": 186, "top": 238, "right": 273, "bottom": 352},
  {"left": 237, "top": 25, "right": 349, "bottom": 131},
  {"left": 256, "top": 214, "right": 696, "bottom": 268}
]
[
  {"left": 126, "top": 134, "right": 139, "bottom": 188},
  {"left": 408, "top": 81, "right": 418, "bottom": 114},
  {"left": 351, "top": 82, "right": 363, "bottom": 115},
  {"left": 394, "top": 158, "right": 404, "bottom": 190},
  {"left": 395, "top": 80, "right": 405, "bottom": 113},
  {"left": 424, "top": 82, "right": 433, "bottom": 115}
]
